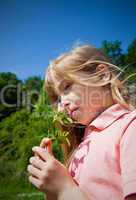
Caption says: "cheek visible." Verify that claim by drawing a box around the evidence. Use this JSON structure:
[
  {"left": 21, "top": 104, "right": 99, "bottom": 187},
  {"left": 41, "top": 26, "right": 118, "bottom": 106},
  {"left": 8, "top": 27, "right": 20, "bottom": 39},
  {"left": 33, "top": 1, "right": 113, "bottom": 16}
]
[
  {"left": 71, "top": 88, "right": 103, "bottom": 109},
  {"left": 70, "top": 92, "right": 82, "bottom": 104},
  {"left": 76, "top": 95, "right": 102, "bottom": 111},
  {"left": 87, "top": 90, "right": 103, "bottom": 107}
]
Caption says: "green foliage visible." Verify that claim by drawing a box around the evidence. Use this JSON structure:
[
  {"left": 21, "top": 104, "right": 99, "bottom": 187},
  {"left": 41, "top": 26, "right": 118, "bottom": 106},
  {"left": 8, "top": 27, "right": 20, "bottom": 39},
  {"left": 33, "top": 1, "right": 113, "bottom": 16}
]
[
  {"left": 125, "top": 38, "right": 136, "bottom": 64},
  {"left": 0, "top": 73, "right": 44, "bottom": 121},
  {"left": 24, "top": 76, "right": 43, "bottom": 91},
  {"left": 101, "top": 40, "right": 123, "bottom": 65},
  {"left": 0, "top": 72, "right": 22, "bottom": 120},
  {"left": 21, "top": 76, "right": 44, "bottom": 112},
  {"left": 100, "top": 39, "right": 136, "bottom": 87},
  {"left": 33, "top": 87, "right": 73, "bottom": 148},
  {"left": 0, "top": 72, "right": 21, "bottom": 88}
]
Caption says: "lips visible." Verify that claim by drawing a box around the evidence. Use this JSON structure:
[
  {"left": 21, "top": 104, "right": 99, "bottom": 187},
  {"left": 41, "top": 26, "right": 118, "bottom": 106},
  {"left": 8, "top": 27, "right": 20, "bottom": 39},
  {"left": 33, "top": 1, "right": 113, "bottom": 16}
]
[{"left": 68, "top": 107, "right": 78, "bottom": 118}]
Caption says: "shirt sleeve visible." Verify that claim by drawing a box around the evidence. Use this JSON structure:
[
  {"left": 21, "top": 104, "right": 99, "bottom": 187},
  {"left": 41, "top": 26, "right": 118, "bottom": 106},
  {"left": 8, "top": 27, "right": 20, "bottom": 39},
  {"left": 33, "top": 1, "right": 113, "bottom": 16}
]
[{"left": 120, "top": 118, "right": 136, "bottom": 198}]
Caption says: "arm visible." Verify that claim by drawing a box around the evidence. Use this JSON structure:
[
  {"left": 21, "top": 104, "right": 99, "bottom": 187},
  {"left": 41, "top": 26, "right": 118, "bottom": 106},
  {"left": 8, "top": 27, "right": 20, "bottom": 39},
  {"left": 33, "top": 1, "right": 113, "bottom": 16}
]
[
  {"left": 57, "top": 185, "right": 90, "bottom": 200},
  {"left": 44, "top": 175, "right": 90, "bottom": 200},
  {"left": 120, "top": 119, "right": 136, "bottom": 200},
  {"left": 45, "top": 187, "right": 90, "bottom": 200},
  {"left": 45, "top": 193, "right": 57, "bottom": 200}
]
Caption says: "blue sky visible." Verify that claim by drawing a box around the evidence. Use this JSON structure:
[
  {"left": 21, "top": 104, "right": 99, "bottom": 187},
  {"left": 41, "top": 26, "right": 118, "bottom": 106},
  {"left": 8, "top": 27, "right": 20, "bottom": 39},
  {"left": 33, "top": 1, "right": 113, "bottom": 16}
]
[{"left": 0, "top": 0, "right": 136, "bottom": 80}]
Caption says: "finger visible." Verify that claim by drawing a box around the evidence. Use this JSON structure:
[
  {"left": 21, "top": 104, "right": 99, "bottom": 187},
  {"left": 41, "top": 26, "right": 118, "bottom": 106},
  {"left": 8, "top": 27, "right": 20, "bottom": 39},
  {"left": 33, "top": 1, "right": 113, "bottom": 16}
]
[
  {"left": 34, "top": 151, "right": 40, "bottom": 158},
  {"left": 29, "top": 156, "right": 45, "bottom": 170},
  {"left": 28, "top": 175, "right": 42, "bottom": 189},
  {"left": 40, "top": 138, "right": 53, "bottom": 155},
  {"left": 40, "top": 137, "right": 50, "bottom": 148},
  {"left": 32, "top": 146, "right": 53, "bottom": 162},
  {"left": 27, "top": 164, "right": 43, "bottom": 179}
]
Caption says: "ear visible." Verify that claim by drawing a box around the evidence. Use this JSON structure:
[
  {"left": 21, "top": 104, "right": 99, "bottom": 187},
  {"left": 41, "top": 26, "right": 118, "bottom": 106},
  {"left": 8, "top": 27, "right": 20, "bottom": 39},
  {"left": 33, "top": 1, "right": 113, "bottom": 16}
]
[{"left": 96, "top": 64, "right": 111, "bottom": 82}]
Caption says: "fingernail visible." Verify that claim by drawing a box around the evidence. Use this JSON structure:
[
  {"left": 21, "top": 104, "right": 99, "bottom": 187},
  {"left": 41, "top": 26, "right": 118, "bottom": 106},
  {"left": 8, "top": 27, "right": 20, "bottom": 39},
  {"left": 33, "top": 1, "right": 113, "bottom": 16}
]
[{"left": 32, "top": 146, "right": 37, "bottom": 151}]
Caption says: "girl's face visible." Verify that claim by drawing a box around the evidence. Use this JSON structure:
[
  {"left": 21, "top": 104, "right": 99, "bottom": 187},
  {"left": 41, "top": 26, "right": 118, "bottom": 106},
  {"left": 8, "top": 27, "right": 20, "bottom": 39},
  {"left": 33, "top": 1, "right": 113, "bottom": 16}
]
[{"left": 57, "top": 79, "right": 111, "bottom": 125}]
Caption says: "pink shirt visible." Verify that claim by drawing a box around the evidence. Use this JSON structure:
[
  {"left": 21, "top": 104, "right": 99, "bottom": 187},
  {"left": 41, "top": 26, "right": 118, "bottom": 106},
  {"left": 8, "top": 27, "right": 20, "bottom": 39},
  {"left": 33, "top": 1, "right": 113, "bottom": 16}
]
[{"left": 68, "top": 103, "right": 136, "bottom": 200}]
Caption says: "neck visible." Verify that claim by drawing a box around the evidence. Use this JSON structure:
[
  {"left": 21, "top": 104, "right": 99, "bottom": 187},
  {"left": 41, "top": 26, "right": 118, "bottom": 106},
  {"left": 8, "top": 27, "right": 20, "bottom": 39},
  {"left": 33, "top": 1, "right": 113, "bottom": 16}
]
[{"left": 103, "top": 87, "right": 115, "bottom": 109}]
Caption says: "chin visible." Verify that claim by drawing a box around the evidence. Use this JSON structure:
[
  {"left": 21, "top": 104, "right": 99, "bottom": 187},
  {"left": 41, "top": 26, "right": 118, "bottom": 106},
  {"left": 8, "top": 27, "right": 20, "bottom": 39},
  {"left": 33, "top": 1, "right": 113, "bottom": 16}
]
[
  {"left": 80, "top": 115, "right": 95, "bottom": 126},
  {"left": 72, "top": 111, "right": 93, "bottom": 126},
  {"left": 77, "top": 118, "right": 89, "bottom": 126}
]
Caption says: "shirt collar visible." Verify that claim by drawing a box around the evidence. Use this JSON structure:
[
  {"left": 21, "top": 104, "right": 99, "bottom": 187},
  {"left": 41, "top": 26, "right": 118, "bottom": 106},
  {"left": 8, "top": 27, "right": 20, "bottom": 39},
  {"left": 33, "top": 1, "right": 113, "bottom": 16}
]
[{"left": 84, "top": 103, "right": 130, "bottom": 137}]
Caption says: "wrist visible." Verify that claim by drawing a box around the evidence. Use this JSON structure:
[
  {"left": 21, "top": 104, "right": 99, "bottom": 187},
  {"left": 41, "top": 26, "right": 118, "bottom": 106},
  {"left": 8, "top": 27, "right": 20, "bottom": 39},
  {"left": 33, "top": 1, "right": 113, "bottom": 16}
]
[
  {"left": 58, "top": 182, "right": 90, "bottom": 200},
  {"left": 45, "top": 192, "right": 57, "bottom": 200},
  {"left": 57, "top": 180, "right": 78, "bottom": 200}
]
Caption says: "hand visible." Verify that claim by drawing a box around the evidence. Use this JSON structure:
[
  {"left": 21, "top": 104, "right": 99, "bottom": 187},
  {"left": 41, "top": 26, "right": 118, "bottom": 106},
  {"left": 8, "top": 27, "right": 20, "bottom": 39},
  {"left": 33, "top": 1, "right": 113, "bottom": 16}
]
[{"left": 27, "top": 138, "right": 76, "bottom": 197}]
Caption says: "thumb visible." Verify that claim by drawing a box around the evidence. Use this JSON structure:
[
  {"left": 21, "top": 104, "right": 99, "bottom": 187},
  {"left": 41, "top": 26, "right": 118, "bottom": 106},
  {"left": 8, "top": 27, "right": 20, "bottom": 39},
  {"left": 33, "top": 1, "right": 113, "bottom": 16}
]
[{"left": 40, "top": 138, "right": 53, "bottom": 155}]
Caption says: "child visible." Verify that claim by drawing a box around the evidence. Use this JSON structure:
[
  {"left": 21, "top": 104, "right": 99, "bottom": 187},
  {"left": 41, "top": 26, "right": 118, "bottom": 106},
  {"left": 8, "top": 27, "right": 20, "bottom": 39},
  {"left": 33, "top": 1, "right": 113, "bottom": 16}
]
[{"left": 27, "top": 45, "right": 136, "bottom": 200}]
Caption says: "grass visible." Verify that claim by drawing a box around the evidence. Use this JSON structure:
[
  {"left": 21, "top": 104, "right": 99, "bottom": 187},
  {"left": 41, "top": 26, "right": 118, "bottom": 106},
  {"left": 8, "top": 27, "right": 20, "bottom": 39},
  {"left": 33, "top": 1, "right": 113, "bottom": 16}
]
[
  {"left": 0, "top": 193, "right": 44, "bottom": 200},
  {"left": 0, "top": 176, "right": 44, "bottom": 200}
]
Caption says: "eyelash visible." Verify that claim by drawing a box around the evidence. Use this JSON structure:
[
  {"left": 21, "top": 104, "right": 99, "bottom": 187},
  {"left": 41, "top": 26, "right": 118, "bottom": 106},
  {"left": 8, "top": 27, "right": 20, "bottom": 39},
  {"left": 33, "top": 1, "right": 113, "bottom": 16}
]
[
  {"left": 64, "top": 84, "right": 71, "bottom": 90},
  {"left": 56, "top": 83, "right": 73, "bottom": 103}
]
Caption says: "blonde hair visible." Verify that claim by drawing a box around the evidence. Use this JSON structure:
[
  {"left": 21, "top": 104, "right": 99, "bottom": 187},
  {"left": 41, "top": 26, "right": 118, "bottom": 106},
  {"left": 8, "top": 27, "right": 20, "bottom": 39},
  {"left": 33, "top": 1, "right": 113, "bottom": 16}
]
[{"left": 44, "top": 45, "right": 135, "bottom": 163}]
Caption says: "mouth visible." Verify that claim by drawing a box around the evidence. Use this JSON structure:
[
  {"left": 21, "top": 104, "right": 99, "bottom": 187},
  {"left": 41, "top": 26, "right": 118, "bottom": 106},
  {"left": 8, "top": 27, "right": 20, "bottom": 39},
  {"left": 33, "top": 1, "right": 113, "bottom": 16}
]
[{"left": 69, "top": 108, "right": 78, "bottom": 119}]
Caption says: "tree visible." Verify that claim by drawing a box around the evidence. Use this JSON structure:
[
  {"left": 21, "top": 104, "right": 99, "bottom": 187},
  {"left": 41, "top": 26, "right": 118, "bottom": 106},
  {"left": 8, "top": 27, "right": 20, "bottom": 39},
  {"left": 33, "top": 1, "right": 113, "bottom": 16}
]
[
  {"left": 24, "top": 76, "right": 43, "bottom": 91},
  {"left": 0, "top": 72, "right": 22, "bottom": 120},
  {"left": 23, "top": 76, "right": 44, "bottom": 111},
  {"left": 125, "top": 38, "right": 136, "bottom": 64},
  {"left": 101, "top": 40, "right": 124, "bottom": 65}
]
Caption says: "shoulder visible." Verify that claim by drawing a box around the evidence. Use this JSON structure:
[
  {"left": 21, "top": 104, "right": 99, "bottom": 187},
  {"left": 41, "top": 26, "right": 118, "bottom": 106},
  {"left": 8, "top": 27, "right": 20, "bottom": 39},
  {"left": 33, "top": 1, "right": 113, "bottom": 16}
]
[
  {"left": 120, "top": 109, "right": 136, "bottom": 145},
  {"left": 120, "top": 108, "right": 136, "bottom": 132},
  {"left": 125, "top": 108, "right": 136, "bottom": 121},
  {"left": 120, "top": 110, "right": 136, "bottom": 199},
  {"left": 124, "top": 108, "right": 136, "bottom": 129}
]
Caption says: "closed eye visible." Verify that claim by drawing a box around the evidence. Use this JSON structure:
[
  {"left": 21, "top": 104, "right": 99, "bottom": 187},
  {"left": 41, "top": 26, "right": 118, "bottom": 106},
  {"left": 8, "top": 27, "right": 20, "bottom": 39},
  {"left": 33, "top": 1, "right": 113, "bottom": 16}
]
[
  {"left": 57, "top": 80, "right": 73, "bottom": 94},
  {"left": 63, "top": 83, "right": 73, "bottom": 93},
  {"left": 64, "top": 84, "right": 71, "bottom": 90}
]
